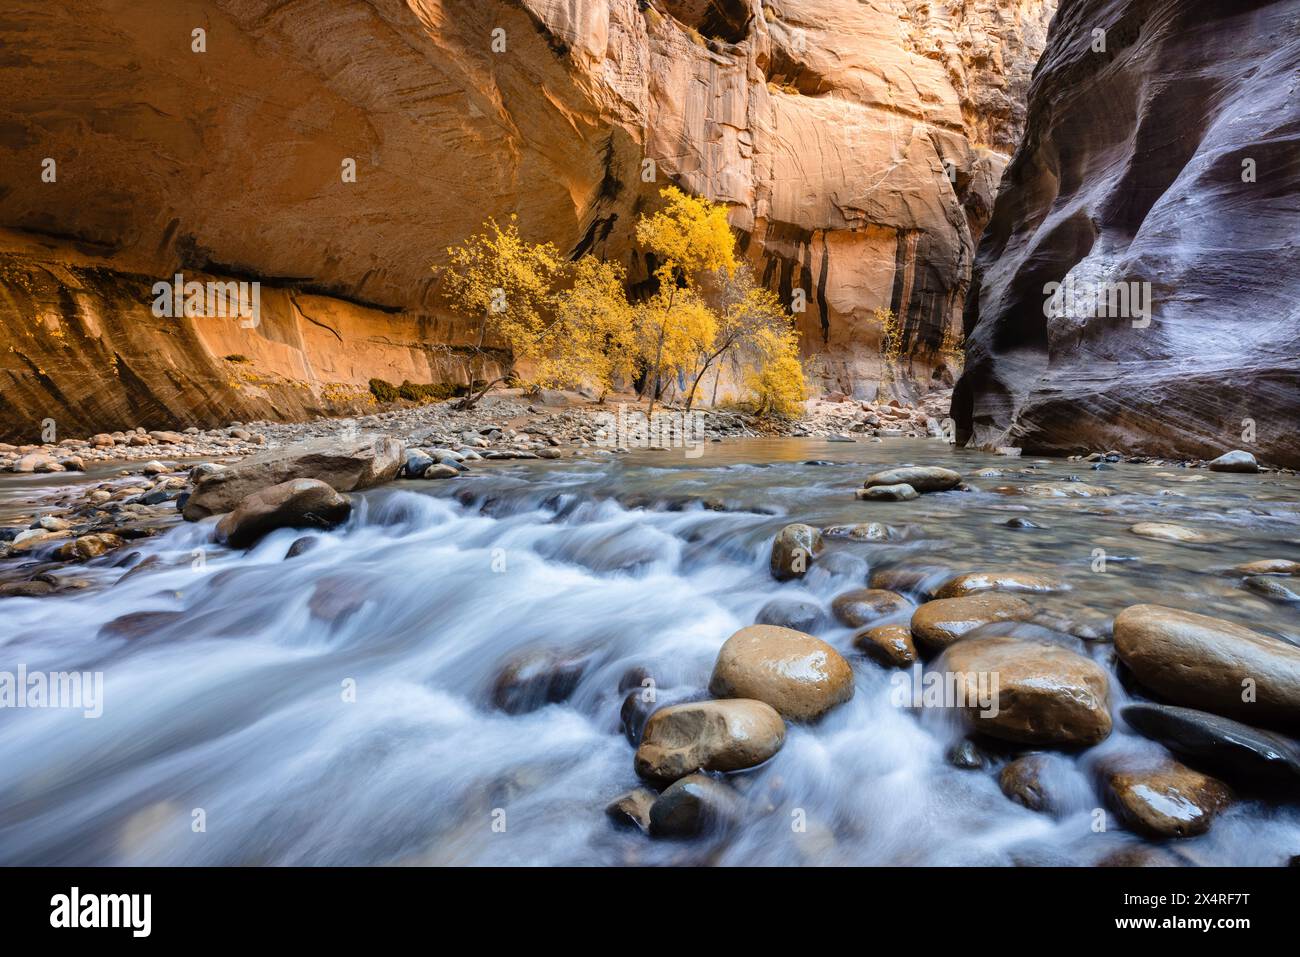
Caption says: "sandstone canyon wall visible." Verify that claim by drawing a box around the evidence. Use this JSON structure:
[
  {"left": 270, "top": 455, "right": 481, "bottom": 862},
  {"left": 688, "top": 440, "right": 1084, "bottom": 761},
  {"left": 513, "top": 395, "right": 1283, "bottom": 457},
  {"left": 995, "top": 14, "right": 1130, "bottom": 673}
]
[
  {"left": 0, "top": 0, "right": 1053, "bottom": 442},
  {"left": 953, "top": 0, "right": 1300, "bottom": 467}
]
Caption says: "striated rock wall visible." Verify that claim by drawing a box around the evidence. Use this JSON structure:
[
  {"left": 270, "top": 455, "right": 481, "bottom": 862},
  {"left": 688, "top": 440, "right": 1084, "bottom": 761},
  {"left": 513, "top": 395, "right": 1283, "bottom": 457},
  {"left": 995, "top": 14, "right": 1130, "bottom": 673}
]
[
  {"left": 953, "top": 0, "right": 1300, "bottom": 467},
  {"left": 0, "top": 0, "right": 1052, "bottom": 441}
]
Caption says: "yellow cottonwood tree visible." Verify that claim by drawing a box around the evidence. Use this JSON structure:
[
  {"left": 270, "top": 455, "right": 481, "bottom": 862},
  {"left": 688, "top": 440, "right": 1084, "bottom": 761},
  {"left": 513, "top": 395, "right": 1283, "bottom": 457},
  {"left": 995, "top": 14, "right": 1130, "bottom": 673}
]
[
  {"left": 682, "top": 264, "right": 790, "bottom": 410},
  {"left": 438, "top": 194, "right": 807, "bottom": 420},
  {"left": 437, "top": 215, "right": 566, "bottom": 407},
  {"left": 745, "top": 325, "right": 809, "bottom": 418},
  {"left": 634, "top": 187, "right": 736, "bottom": 411},
  {"left": 636, "top": 286, "right": 717, "bottom": 405},
  {"left": 540, "top": 257, "right": 636, "bottom": 398}
]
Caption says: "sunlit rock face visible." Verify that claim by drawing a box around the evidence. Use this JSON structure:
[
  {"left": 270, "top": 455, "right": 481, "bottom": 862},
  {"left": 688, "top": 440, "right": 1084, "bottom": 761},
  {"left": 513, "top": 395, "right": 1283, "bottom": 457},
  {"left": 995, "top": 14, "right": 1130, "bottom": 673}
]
[
  {"left": 0, "top": 0, "right": 1052, "bottom": 439},
  {"left": 953, "top": 0, "right": 1300, "bottom": 467}
]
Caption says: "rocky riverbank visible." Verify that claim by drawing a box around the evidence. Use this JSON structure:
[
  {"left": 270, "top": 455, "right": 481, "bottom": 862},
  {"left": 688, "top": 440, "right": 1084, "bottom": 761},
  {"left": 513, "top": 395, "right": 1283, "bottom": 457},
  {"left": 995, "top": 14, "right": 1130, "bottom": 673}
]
[
  {"left": 1, "top": 385, "right": 1292, "bottom": 599},
  {"left": 0, "top": 389, "right": 938, "bottom": 592},
  {"left": 0, "top": 389, "right": 952, "bottom": 477}
]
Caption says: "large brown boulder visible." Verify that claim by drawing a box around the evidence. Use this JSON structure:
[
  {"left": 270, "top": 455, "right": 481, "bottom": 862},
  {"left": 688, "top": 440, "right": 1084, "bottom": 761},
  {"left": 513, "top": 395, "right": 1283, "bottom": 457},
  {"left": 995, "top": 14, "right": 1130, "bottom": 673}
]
[
  {"left": 1105, "top": 761, "right": 1232, "bottom": 839},
  {"left": 1114, "top": 604, "right": 1300, "bottom": 728},
  {"left": 937, "top": 636, "right": 1112, "bottom": 747},
  {"left": 215, "top": 479, "right": 352, "bottom": 548},
  {"left": 910, "top": 593, "right": 1033, "bottom": 654},
  {"left": 185, "top": 436, "right": 402, "bottom": 520},
  {"left": 709, "top": 625, "right": 854, "bottom": 721},
  {"left": 863, "top": 466, "right": 960, "bottom": 493},
  {"left": 634, "top": 699, "right": 785, "bottom": 783}
]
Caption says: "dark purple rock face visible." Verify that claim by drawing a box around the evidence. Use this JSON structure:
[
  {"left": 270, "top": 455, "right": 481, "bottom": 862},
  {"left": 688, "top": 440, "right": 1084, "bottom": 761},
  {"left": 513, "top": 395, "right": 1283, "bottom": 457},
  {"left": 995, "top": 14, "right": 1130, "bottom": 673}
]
[{"left": 953, "top": 0, "right": 1300, "bottom": 467}]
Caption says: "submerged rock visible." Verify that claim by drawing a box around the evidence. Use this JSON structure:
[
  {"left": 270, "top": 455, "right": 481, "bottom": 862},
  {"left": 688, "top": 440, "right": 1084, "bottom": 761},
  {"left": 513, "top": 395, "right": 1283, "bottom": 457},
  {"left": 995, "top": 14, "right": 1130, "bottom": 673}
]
[
  {"left": 1244, "top": 576, "right": 1300, "bottom": 602},
  {"left": 98, "top": 610, "right": 186, "bottom": 641},
  {"left": 863, "top": 466, "right": 960, "bottom": 493},
  {"left": 285, "top": 536, "right": 320, "bottom": 559},
  {"left": 855, "top": 483, "right": 918, "bottom": 501},
  {"left": 997, "top": 482, "right": 1112, "bottom": 498},
  {"left": 0, "top": 579, "right": 57, "bottom": 598},
  {"left": 909, "top": 593, "right": 1033, "bottom": 654},
  {"left": 755, "top": 597, "right": 828, "bottom": 634},
  {"left": 946, "top": 738, "right": 990, "bottom": 770},
  {"left": 491, "top": 649, "right": 590, "bottom": 715},
  {"left": 934, "top": 571, "right": 1067, "bottom": 599},
  {"left": 1232, "top": 559, "right": 1300, "bottom": 576},
  {"left": 709, "top": 624, "right": 853, "bottom": 721},
  {"left": 1129, "top": 522, "right": 1212, "bottom": 543},
  {"left": 822, "top": 521, "right": 904, "bottom": 542},
  {"left": 831, "top": 588, "right": 911, "bottom": 628},
  {"left": 869, "top": 566, "right": 944, "bottom": 598},
  {"left": 215, "top": 479, "right": 352, "bottom": 549},
  {"left": 649, "top": 774, "right": 739, "bottom": 838},
  {"left": 769, "top": 523, "right": 823, "bottom": 582},
  {"left": 999, "top": 753, "right": 1074, "bottom": 814},
  {"left": 1114, "top": 604, "right": 1300, "bottom": 727},
  {"left": 605, "top": 788, "right": 656, "bottom": 833},
  {"left": 634, "top": 699, "right": 785, "bottom": 783},
  {"left": 1002, "top": 516, "right": 1043, "bottom": 529}
]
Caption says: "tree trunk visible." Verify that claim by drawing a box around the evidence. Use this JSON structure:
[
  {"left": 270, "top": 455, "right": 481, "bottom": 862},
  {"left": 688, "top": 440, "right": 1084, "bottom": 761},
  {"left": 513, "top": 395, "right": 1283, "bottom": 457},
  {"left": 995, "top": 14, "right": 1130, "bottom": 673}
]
[
  {"left": 649, "top": 322, "right": 666, "bottom": 416},
  {"left": 457, "top": 374, "right": 508, "bottom": 411}
]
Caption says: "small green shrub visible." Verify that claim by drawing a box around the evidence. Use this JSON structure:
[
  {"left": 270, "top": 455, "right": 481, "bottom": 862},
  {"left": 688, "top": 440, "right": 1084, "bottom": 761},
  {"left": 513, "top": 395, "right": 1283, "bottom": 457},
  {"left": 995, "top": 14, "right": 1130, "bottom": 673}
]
[
  {"left": 397, "top": 380, "right": 457, "bottom": 403},
  {"left": 369, "top": 378, "right": 399, "bottom": 402}
]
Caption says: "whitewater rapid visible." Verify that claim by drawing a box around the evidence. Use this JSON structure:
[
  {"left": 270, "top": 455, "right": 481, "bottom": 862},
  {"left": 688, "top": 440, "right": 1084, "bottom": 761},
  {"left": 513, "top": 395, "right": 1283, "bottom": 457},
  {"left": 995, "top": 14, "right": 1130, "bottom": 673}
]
[{"left": 1, "top": 440, "right": 1298, "bottom": 865}]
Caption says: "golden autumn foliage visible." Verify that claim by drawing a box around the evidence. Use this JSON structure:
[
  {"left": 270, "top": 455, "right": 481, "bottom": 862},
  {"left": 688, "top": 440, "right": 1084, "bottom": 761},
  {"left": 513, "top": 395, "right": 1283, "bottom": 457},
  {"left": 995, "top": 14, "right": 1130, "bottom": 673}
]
[
  {"left": 635, "top": 285, "right": 717, "bottom": 397},
  {"left": 539, "top": 257, "right": 636, "bottom": 396},
  {"left": 634, "top": 187, "right": 737, "bottom": 282},
  {"left": 876, "top": 305, "right": 901, "bottom": 393},
  {"left": 437, "top": 215, "right": 566, "bottom": 404},
  {"left": 681, "top": 264, "right": 792, "bottom": 409},
  {"left": 745, "top": 325, "right": 808, "bottom": 418},
  {"left": 633, "top": 187, "right": 737, "bottom": 411},
  {"left": 437, "top": 187, "right": 809, "bottom": 418}
]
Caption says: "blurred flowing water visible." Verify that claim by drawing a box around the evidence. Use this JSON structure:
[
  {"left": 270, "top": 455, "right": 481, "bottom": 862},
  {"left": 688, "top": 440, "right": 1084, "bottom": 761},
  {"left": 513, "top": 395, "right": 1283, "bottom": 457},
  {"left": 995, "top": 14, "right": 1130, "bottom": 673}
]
[{"left": 1, "top": 438, "right": 1298, "bottom": 865}]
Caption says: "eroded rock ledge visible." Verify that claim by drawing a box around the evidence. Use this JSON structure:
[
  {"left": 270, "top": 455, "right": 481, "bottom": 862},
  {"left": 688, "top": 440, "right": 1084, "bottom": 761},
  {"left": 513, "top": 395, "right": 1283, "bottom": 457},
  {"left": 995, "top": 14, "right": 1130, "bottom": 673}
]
[{"left": 953, "top": 0, "right": 1300, "bottom": 468}]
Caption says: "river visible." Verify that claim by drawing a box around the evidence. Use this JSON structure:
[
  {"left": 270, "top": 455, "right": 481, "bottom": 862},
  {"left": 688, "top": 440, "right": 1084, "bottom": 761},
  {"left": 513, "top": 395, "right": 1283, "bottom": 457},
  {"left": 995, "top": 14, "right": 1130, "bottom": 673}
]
[{"left": 1, "top": 438, "right": 1297, "bottom": 864}]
